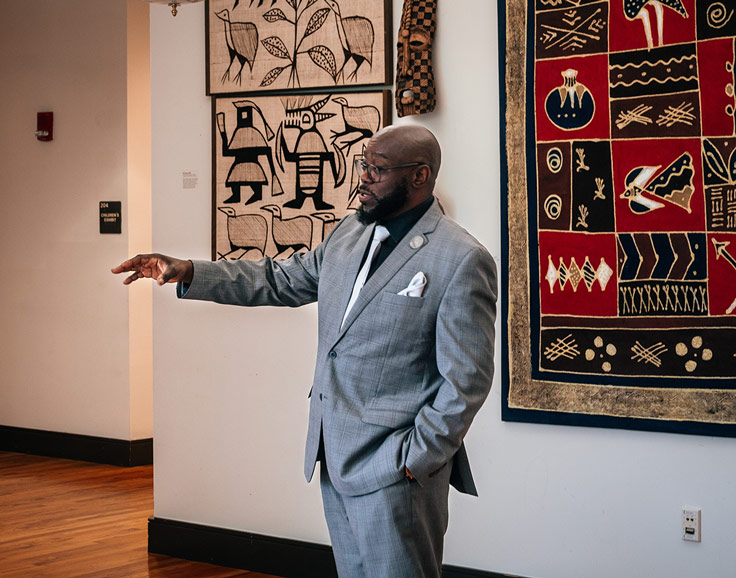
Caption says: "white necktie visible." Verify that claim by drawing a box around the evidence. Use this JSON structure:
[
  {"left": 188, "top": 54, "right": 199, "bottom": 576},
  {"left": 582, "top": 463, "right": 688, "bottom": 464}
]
[{"left": 341, "top": 225, "right": 390, "bottom": 328}]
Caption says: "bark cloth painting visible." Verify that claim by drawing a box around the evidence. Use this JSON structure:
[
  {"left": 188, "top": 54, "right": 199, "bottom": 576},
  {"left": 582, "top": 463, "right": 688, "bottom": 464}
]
[
  {"left": 207, "top": 0, "right": 390, "bottom": 94},
  {"left": 502, "top": 0, "right": 736, "bottom": 436},
  {"left": 213, "top": 92, "right": 389, "bottom": 261}
]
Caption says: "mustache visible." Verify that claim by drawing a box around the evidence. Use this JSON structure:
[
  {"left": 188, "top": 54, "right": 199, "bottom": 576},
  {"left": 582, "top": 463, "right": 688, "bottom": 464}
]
[{"left": 358, "top": 185, "right": 374, "bottom": 197}]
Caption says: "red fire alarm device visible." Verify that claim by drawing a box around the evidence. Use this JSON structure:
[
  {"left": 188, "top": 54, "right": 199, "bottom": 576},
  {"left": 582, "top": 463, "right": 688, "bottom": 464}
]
[{"left": 36, "top": 112, "right": 53, "bottom": 141}]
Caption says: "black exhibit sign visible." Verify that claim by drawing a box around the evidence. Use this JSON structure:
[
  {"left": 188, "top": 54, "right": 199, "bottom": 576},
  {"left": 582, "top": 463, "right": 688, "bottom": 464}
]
[{"left": 100, "top": 201, "right": 121, "bottom": 234}]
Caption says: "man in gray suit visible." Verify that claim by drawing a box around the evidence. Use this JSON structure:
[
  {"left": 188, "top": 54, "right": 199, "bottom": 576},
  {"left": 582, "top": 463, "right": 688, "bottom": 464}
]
[{"left": 113, "top": 125, "right": 497, "bottom": 578}]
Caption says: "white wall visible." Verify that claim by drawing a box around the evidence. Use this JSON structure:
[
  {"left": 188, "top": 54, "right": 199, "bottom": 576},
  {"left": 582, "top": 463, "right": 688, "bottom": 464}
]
[
  {"left": 0, "top": 0, "right": 152, "bottom": 441},
  {"left": 150, "top": 3, "right": 736, "bottom": 578}
]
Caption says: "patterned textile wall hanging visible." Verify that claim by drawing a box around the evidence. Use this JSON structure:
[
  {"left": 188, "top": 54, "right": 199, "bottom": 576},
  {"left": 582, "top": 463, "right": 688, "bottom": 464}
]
[
  {"left": 501, "top": 0, "right": 736, "bottom": 436},
  {"left": 206, "top": 0, "right": 391, "bottom": 95}
]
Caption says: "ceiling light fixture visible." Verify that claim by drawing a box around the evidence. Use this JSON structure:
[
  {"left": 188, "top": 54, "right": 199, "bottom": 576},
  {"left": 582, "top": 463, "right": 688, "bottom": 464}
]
[{"left": 139, "top": 0, "right": 203, "bottom": 17}]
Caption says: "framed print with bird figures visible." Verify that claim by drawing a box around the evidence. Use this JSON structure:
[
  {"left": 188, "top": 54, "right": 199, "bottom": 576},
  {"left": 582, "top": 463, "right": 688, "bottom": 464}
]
[
  {"left": 206, "top": 0, "right": 392, "bottom": 95},
  {"left": 212, "top": 91, "right": 390, "bottom": 261},
  {"left": 500, "top": 0, "right": 736, "bottom": 437}
]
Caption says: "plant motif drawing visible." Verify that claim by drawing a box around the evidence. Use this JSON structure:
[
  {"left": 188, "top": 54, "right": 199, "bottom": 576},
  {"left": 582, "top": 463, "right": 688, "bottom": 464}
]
[
  {"left": 208, "top": 0, "right": 387, "bottom": 93},
  {"left": 259, "top": 0, "right": 335, "bottom": 88}
]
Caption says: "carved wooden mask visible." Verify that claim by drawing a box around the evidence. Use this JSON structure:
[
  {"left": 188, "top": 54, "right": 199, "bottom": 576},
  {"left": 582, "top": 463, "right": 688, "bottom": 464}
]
[{"left": 395, "top": 0, "right": 437, "bottom": 117}]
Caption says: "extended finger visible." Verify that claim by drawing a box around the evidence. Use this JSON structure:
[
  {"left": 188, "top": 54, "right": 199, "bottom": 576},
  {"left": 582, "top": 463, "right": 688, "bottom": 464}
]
[
  {"left": 111, "top": 262, "right": 131, "bottom": 274},
  {"left": 111, "top": 256, "right": 142, "bottom": 274},
  {"left": 123, "top": 271, "right": 143, "bottom": 285}
]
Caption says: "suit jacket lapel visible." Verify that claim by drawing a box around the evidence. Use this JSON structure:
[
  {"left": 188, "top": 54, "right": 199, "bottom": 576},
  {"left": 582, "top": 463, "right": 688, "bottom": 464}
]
[
  {"left": 331, "top": 223, "right": 375, "bottom": 334},
  {"left": 336, "top": 201, "right": 443, "bottom": 337}
]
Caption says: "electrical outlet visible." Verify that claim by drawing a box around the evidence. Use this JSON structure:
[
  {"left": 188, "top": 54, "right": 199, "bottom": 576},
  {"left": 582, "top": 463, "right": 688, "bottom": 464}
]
[{"left": 682, "top": 507, "right": 701, "bottom": 542}]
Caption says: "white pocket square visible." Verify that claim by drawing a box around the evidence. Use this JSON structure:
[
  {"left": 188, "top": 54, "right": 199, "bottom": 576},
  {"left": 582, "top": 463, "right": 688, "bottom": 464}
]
[{"left": 398, "top": 272, "right": 427, "bottom": 297}]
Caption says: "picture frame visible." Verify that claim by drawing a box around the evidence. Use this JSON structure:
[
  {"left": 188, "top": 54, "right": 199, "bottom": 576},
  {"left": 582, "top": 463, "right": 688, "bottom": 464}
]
[
  {"left": 212, "top": 90, "right": 391, "bottom": 261},
  {"left": 206, "top": 0, "right": 392, "bottom": 95}
]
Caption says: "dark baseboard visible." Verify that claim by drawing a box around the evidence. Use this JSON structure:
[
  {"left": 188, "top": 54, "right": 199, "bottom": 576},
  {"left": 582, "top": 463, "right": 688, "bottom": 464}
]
[
  {"left": 149, "top": 517, "right": 529, "bottom": 578},
  {"left": 0, "top": 425, "right": 153, "bottom": 467}
]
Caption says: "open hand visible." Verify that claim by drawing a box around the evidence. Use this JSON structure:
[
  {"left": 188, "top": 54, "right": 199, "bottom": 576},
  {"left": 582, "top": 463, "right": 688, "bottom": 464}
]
[{"left": 111, "top": 253, "right": 193, "bottom": 286}]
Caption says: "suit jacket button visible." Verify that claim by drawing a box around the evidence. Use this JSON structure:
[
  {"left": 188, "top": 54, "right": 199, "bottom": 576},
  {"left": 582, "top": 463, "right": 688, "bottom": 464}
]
[{"left": 329, "top": 351, "right": 337, "bottom": 359}]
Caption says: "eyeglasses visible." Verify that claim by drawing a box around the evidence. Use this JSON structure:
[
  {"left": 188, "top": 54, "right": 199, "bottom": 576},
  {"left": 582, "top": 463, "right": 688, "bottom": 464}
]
[{"left": 354, "top": 159, "right": 425, "bottom": 183}]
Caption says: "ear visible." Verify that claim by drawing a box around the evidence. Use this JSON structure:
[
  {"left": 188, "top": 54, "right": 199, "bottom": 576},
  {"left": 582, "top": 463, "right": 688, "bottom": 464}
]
[{"left": 410, "top": 164, "right": 431, "bottom": 188}]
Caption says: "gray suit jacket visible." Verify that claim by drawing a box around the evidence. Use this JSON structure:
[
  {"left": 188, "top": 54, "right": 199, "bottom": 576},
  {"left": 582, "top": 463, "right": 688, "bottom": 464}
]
[{"left": 182, "top": 199, "right": 497, "bottom": 497}]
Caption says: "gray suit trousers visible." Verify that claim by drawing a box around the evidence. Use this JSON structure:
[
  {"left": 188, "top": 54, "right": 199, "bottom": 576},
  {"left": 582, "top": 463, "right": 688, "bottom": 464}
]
[{"left": 320, "top": 459, "right": 452, "bottom": 578}]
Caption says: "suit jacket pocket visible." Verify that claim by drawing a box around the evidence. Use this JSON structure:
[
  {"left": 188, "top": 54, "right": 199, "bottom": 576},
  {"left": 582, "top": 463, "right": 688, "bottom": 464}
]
[
  {"left": 380, "top": 291, "right": 426, "bottom": 308},
  {"left": 376, "top": 291, "right": 432, "bottom": 346},
  {"left": 361, "top": 400, "right": 418, "bottom": 430}
]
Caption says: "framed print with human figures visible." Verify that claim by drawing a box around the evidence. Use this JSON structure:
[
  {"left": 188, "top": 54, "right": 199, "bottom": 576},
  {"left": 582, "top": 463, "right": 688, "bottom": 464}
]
[
  {"left": 212, "top": 91, "right": 390, "bottom": 261},
  {"left": 206, "top": 0, "right": 392, "bottom": 95},
  {"left": 501, "top": 0, "right": 736, "bottom": 437}
]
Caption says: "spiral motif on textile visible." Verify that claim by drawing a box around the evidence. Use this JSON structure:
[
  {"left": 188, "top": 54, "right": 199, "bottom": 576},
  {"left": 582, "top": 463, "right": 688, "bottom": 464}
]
[
  {"left": 707, "top": 3, "right": 733, "bottom": 29},
  {"left": 546, "top": 147, "right": 563, "bottom": 174},
  {"left": 544, "top": 194, "right": 562, "bottom": 220}
]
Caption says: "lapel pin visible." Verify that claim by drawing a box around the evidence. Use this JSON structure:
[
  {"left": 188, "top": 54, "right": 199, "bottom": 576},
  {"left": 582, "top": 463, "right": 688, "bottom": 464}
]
[{"left": 410, "top": 235, "right": 425, "bottom": 249}]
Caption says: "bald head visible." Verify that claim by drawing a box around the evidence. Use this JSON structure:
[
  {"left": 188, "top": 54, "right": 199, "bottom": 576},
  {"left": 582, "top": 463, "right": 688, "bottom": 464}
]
[
  {"left": 370, "top": 124, "right": 441, "bottom": 187},
  {"left": 356, "top": 124, "right": 441, "bottom": 222}
]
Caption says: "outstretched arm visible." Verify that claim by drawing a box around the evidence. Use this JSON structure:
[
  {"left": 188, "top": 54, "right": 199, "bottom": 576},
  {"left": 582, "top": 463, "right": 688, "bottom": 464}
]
[{"left": 111, "top": 253, "right": 193, "bottom": 286}]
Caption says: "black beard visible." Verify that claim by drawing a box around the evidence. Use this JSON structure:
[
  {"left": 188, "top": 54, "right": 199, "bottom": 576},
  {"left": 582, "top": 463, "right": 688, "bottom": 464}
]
[{"left": 356, "top": 179, "right": 410, "bottom": 225}]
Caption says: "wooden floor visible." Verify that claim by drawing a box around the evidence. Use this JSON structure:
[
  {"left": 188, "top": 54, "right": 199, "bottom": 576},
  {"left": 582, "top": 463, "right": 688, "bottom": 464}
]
[{"left": 0, "top": 451, "right": 282, "bottom": 578}]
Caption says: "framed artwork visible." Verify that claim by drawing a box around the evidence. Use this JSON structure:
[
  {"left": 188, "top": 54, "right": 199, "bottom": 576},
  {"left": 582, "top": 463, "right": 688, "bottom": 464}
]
[
  {"left": 212, "top": 91, "right": 390, "bottom": 260},
  {"left": 501, "top": 0, "right": 736, "bottom": 436},
  {"left": 206, "top": 0, "right": 392, "bottom": 95}
]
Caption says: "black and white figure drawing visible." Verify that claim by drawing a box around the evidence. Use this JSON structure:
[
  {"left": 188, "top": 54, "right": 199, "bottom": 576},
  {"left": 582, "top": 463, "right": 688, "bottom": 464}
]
[
  {"left": 213, "top": 91, "right": 389, "bottom": 261},
  {"left": 217, "top": 100, "right": 283, "bottom": 205},
  {"left": 276, "top": 95, "right": 344, "bottom": 211},
  {"left": 214, "top": 9, "right": 259, "bottom": 84},
  {"left": 324, "top": 0, "right": 375, "bottom": 82},
  {"left": 207, "top": 0, "right": 390, "bottom": 94}
]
